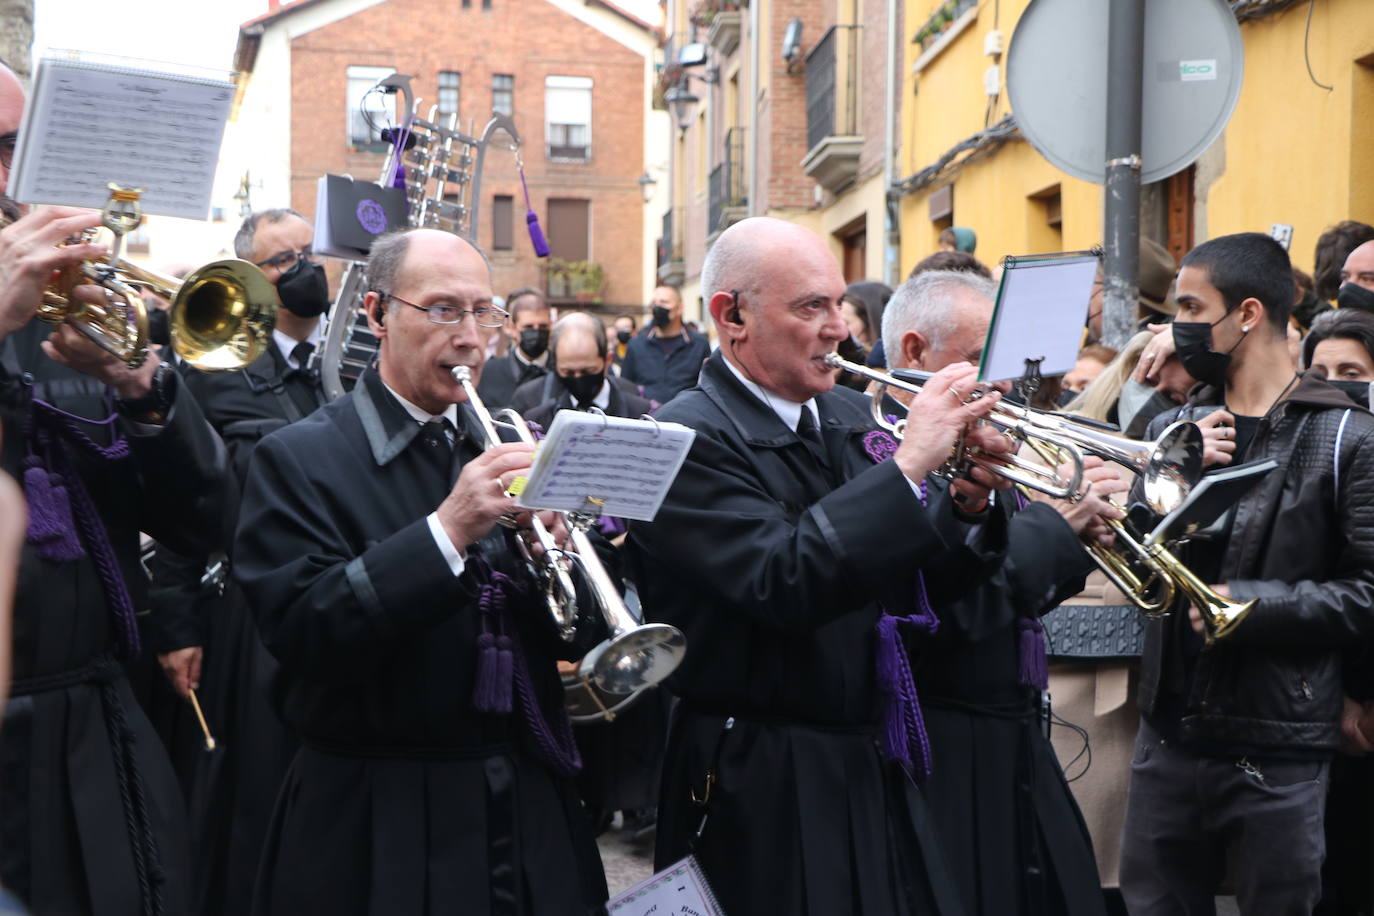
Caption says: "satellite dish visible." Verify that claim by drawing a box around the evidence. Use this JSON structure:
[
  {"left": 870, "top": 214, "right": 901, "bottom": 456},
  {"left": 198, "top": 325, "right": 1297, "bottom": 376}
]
[
  {"left": 782, "top": 18, "right": 803, "bottom": 63},
  {"left": 1007, "top": 0, "right": 1243, "bottom": 184}
]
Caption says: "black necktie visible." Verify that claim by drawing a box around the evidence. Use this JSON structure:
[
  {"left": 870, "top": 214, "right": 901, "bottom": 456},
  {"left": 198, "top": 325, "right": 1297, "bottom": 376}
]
[
  {"left": 417, "top": 417, "right": 456, "bottom": 484},
  {"left": 796, "top": 407, "right": 830, "bottom": 469},
  {"left": 291, "top": 341, "right": 315, "bottom": 370},
  {"left": 284, "top": 341, "right": 321, "bottom": 414}
]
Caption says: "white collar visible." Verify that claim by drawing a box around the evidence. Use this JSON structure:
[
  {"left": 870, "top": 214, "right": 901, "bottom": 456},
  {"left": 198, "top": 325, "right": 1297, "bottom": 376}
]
[
  {"left": 722, "top": 356, "right": 818, "bottom": 432},
  {"left": 274, "top": 320, "right": 325, "bottom": 369},
  {"left": 591, "top": 378, "right": 611, "bottom": 409},
  {"left": 381, "top": 379, "right": 460, "bottom": 428},
  {"left": 513, "top": 346, "right": 548, "bottom": 369}
]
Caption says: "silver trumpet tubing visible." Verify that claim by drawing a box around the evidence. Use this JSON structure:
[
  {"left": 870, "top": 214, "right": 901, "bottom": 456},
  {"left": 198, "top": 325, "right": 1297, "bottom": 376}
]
[
  {"left": 824, "top": 352, "right": 1205, "bottom": 513},
  {"left": 452, "top": 366, "right": 580, "bottom": 639},
  {"left": 316, "top": 74, "right": 522, "bottom": 401},
  {"left": 450, "top": 366, "right": 687, "bottom": 720}
]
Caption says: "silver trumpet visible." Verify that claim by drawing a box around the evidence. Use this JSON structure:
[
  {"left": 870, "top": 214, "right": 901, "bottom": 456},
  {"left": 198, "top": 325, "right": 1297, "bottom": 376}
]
[
  {"left": 451, "top": 367, "right": 687, "bottom": 717},
  {"left": 452, "top": 366, "right": 580, "bottom": 639},
  {"left": 824, "top": 353, "right": 1204, "bottom": 514}
]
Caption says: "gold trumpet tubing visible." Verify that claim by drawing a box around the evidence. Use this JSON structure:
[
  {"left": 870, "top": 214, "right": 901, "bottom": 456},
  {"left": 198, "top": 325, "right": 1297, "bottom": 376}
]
[
  {"left": 1144, "top": 540, "right": 1255, "bottom": 643},
  {"left": 1092, "top": 518, "right": 1177, "bottom": 616}
]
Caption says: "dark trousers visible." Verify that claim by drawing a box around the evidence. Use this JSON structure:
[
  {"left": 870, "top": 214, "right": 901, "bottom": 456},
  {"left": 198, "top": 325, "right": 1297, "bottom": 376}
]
[{"left": 1119, "top": 720, "right": 1329, "bottom": 916}]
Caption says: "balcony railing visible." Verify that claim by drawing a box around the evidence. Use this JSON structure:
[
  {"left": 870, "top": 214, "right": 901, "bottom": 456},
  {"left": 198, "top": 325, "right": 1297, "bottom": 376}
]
[
  {"left": 708, "top": 127, "right": 747, "bottom": 234},
  {"left": 805, "top": 26, "right": 858, "bottom": 153}
]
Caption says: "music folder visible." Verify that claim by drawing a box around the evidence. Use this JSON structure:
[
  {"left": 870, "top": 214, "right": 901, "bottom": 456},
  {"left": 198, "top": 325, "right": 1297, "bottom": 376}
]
[
  {"left": 313, "top": 174, "right": 408, "bottom": 260},
  {"left": 1145, "top": 457, "right": 1279, "bottom": 547}
]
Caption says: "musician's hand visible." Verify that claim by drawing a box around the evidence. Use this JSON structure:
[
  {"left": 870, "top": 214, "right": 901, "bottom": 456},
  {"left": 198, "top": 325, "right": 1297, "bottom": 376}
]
[
  {"left": 438, "top": 442, "right": 535, "bottom": 549},
  {"left": 1195, "top": 408, "right": 1237, "bottom": 468},
  {"left": 896, "top": 362, "right": 1004, "bottom": 483},
  {"left": 1340, "top": 696, "right": 1374, "bottom": 756},
  {"left": 1131, "top": 323, "right": 1175, "bottom": 384},
  {"left": 1053, "top": 457, "right": 1128, "bottom": 540},
  {"left": 158, "top": 646, "right": 203, "bottom": 700},
  {"left": 43, "top": 314, "right": 161, "bottom": 399},
  {"left": 1187, "top": 583, "right": 1229, "bottom": 634},
  {"left": 0, "top": 207, "right": 106, "bottom": 342},
  {"left": 515, "top": 509, "right": 569, "bottom": 559}
]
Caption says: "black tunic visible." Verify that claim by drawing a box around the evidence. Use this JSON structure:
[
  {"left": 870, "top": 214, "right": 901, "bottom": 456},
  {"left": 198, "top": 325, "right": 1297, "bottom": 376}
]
[
  {"left": 625, "top": 351, "right": 1006, "bottom": 915},
  {"left": 233, "top": 368, "right": 607, "bottom": 916},
  {"left": 158, "top": 344, "right": 322, "bottom": 916},
  {"left": 0, "top": 320, "right": 232, "bottom": 915},
  {"left": 916, "top": 486, "right": 1106, "bottom": 916}
]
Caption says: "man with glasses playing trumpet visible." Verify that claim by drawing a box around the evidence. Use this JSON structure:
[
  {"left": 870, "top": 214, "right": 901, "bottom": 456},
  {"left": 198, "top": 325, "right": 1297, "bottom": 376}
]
[
  {"left": 627, "top": 216, "right": 1019, "bottom": 915},
  {"left": 233, "top": 226, "right": 609, "bottom": 915},
  {"left": 0, "top": 60, "right": 234, "bottom": 915},
  {"left": 880, "top": 268, "right": 1124, "bottom": 915}
]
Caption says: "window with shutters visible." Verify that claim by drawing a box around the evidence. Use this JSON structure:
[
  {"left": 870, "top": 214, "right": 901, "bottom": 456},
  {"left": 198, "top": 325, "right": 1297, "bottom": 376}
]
[
  {"left": 493, "top": 195, "right": 514, "bottom": 250},
  {"left": 545, "top": 76, "right": 592, "bottom": 162}
]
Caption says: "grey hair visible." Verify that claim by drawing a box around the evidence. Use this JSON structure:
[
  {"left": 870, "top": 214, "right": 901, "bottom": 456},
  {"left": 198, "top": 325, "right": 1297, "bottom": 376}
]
[
  {"left": 550, "top": 311, "right": 608, "bottom": 364},
  {"left": 882, "top": 269, "right": 998, "bottom": 367},
  {"left": 233, "top": 208, "right": 304, "bottom": 260},
  {"left": 700, "top": 225, "right": 762, "bottom": 304}
]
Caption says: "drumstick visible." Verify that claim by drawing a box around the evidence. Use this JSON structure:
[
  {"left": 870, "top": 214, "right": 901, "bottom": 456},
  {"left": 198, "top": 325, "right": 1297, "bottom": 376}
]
[{"left": 188, "top": 688, "right": 217, "bottom": 751}]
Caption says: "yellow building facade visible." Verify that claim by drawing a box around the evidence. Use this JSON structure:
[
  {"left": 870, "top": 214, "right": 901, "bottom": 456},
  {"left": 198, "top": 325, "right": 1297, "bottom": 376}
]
[{"left": 898, "top": 0, "right": 1374, "bottom": 277}]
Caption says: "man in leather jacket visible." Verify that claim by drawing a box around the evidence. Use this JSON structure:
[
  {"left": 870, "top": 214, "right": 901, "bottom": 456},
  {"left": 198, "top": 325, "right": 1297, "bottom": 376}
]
[{"left": 1119, "top": 232, "right": 1374, "bottom": 915}]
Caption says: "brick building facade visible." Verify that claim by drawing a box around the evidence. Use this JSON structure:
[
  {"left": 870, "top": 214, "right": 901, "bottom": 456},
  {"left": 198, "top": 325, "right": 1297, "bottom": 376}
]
[{"left": 234, "top": 0, "right": 661, "bottom": 312}]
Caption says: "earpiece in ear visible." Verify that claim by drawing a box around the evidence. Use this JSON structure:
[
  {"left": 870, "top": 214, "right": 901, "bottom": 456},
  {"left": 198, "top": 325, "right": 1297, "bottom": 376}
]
[
  {"left": 729, "top": 306, "right": 743, "bottom": 324},
  {"left": 375, "top": 306, "right": 386, "bottom": 327}
]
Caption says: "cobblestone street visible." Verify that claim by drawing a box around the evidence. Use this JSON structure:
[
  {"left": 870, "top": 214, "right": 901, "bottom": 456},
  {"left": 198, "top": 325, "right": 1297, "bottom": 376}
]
[{"left": 597, "top": 818, "right": 655, "bottom": 897}]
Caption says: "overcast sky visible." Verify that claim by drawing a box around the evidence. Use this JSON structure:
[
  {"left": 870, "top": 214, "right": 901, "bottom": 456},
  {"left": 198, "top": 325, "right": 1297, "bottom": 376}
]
[{"left": 31, "top": 0, "right": 662, "bottom": 74}]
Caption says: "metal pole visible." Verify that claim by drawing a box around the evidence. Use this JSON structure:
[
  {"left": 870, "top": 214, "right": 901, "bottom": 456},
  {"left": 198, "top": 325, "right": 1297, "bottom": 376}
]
[{"left": 1102, "top": 0, "right": 1145, "bottom": 350}]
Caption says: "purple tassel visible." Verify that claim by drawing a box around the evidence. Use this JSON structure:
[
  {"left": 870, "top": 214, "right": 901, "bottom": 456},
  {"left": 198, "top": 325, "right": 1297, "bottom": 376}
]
[
  {"left": 525, "top": 210, "right": 550, "bottom": 258},
  {"left": 472, "top": 632, "right": 502, "bottom": 713},
  {"left": 493, "top": 634, "right": 514, "bottom": 713},
  {"left": 22, "top": 458, "right": 85, "bottom": 562},
  {"left": 875, "top": 615, "right": 909, "bottom": 762},
  {"left": 1018, "top": 617, "right": 1049, "bottom": 690}
]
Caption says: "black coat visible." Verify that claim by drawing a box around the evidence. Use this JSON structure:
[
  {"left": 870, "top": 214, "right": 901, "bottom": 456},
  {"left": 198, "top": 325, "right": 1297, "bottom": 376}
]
[
  {"left": 476, "top": 351, "right": 547, "bottom": 409},
  {"left": 233, "top": 368, "right": 607, "bottom": 915},
  {"left": 1140, "top": 373, "right": 1374, "bottom": 753},
  {"left": 917, "top": 486, "right": 1105, "bottom": 916},
  {"left": 509, "top": 373, "right": 652, "bottom": 428},
  {"left": 0, "top": 320, "right": 232, "bottom": 915},
  {"left": 618, "top": 328, "right": 710, "bottom": 403},
  {"left": 625, "top": 350, "right": 1006, "bottom": 915},
  {"left": 162, "top": 343, "right": 323, "bottom": 916}
]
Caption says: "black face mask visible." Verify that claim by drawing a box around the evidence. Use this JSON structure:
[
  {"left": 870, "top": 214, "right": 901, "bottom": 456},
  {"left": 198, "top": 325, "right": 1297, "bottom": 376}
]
[
  {"left": 651, "top": 306, "right": 672, "bottom": 329},
  {"left": 1338, "top": 282, "right": 1374, "bottom": 314},
  {"left": 146, "top": 307, "right": 170, "bottom": 347},
  {"left": 1326, "top": 378, "right": 1373, "bottom": 407},
  {"left": 276, "top": 258, "right": 330, "bottom": 318},
  {"left": 519, "top": 327, "right": 550, "bottom": 359},
  {"left": 1055, "top": 388, "right": 1078, "bottom": 408},
  {"left": 1173, "top": 310, "right": 1245, "bottom": 388},
  {"left": 559, "top": 372, "right": 604, "bottom": 408},
  {"left": 616, "top": 329, "right": 632, "bottom": 345}
]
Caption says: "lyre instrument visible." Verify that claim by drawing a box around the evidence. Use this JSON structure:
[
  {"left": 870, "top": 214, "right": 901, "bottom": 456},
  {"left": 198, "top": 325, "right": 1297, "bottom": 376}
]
[
  {"left": 451, "top": 366, "right": 687, "bottom": 718},
  {"left": 317, "top": 74, "right": 521, "bottom": 400},
  {"left": 3, "top": 187, "right": 277, "bottom": 372}
]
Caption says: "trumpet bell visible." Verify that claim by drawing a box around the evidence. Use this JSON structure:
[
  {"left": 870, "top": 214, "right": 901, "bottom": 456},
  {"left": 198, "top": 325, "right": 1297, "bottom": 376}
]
[
  {"left": 1141, "top": 421, "right": 1205, "bottom": 515},
  {"left": 171, "top": 259, "right": 278, "bottom": 372},
  {"left": 579, "top": 623, "right": 687, "bottom": 696}
]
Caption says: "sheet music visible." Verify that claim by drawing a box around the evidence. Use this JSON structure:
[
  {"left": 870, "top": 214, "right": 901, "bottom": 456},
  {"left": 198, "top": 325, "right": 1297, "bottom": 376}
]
[
  {"left": 979, "top": 254, "right": 1099, "bottom": 383},
  {"left": 10, "top": 53, "right": 234, "bottom": 219},
  {"left": 516, "top": 412, "right": 695, "bottom": 522}
]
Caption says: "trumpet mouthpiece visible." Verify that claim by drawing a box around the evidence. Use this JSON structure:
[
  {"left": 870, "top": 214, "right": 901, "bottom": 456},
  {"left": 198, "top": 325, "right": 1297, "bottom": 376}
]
[
  {"left": 451, "top": 366, "right": 472, "bottom": 384},
  {"left": 823, "top": 352, "right": 844, "bottom": 369}
]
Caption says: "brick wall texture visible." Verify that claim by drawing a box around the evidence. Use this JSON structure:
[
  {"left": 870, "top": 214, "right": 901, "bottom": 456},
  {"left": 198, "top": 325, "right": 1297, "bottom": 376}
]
[{"left": 285, "top": 0, "right": 649, "bottom": 307}]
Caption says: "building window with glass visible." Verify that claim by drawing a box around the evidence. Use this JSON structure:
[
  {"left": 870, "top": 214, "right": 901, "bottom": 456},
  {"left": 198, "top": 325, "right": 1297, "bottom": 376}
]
[
  {"left": 347, "top": 64, "right": 396, "bottom": 150},
  {"left": 545, "top": 75, "right": 592, "bottom": 162},
  {"left": 438, "top": 71, "right": 461, "bottom": 121},
  {"left": 493, "top": 74, "right": 514, "bottom": 116},
  {"left": 492, "top": 195, "right": 514, "bottom": 250}
]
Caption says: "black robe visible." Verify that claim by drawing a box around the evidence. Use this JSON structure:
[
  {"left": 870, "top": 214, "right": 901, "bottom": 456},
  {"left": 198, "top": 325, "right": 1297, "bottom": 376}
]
[
  {"left": 157, "top": 343, "right": 323, "bottom": 916},
  {"left": 233, "top": 368, "right": 607, "bottom": 916},
  {"left": 916, "top": 486, "right": 1106, "bottom": 915},
  {"left": 625, "top": 351, "right": 1006, "bottom": 915},
  {"left": 0, "top": 321, "right": 232, "bottom": 915},
  {"left": 475, "top": 351, "right": 547, "bottom": 409}
]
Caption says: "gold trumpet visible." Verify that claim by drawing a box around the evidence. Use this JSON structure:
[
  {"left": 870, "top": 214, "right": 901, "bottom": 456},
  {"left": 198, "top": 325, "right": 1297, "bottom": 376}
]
[{"left": 3, "top": 188, "right": 276, "bottom": 372}]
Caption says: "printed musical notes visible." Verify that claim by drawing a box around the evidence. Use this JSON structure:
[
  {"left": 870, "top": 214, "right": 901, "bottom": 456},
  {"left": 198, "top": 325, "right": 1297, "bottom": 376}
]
[
  {"left": 10, "top": 53, "right": 234, "bottom": 219},
  {"left": 516, "top": 412, "right": 695, "bottom": 522}
]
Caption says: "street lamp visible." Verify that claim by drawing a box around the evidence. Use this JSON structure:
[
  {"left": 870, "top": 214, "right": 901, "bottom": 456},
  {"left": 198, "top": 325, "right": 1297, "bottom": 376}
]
[
  {"left": 637, "top": 172, "right": 658, "bottom": 203},
  {"left": 664, "top": 86, "right": 700, "bottom": 132}
]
